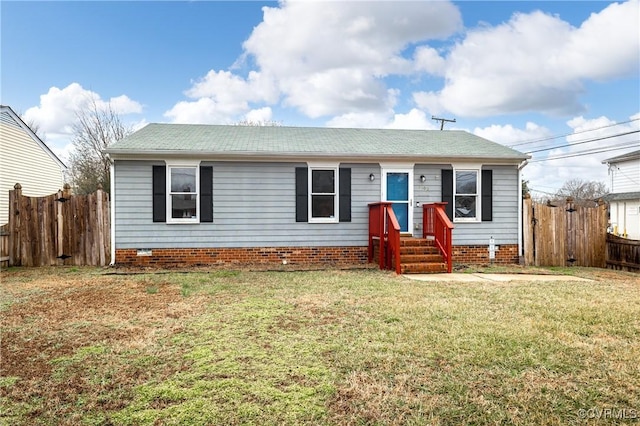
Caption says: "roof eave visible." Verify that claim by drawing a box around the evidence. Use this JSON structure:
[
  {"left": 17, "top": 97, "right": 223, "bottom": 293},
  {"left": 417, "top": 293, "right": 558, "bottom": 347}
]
[{"left": 106, "top": 149, "right": 529, "bottom": 164}]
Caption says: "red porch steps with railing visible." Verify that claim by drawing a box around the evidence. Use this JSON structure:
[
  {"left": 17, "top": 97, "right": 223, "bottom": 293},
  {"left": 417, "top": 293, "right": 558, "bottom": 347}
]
[
  {"left": 398, "top": 237, "right": 448, "bottom": 274},
  {"left": 368, "top": 202, "right": 454, "bottom": 274}
]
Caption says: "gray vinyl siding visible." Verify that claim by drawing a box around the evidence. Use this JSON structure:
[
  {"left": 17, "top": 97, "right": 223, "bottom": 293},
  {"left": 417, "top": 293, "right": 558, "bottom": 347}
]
[
  {"left": 115, "top": 160, "right": 519, "bottom": 250},
  {"left": 114, "top": 160, "right": 380, "bottom": 249},
  {"left": 413, "top": 164, "right": 519, "bottom": 246}
]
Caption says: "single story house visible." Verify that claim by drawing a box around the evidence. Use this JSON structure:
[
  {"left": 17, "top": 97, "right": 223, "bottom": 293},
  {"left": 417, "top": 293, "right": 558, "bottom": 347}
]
[
  {"left": 602, "top": 149, "right": 640, "bottom": 240},
  {"left": 105, "top": 124, "right": 529, "bottom": 271},
  {"left": 0, "top": 105, "right": 67, "bottom": 225}
]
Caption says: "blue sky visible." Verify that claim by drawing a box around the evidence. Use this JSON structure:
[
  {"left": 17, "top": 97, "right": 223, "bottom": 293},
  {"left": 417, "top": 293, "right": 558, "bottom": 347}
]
[{"left": 2, "top": 0, "right": 639, "bottom": 196}]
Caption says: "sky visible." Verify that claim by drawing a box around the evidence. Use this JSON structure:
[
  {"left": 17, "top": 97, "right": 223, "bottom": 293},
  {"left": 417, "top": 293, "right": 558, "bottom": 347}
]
[{"left": 2, "top": 0, "right": 639, "bottom": 198}]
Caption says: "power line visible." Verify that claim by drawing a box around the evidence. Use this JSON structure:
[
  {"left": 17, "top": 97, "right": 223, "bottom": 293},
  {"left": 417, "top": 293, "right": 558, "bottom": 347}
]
[
  {"left": 525, "top": 130, "right": 640, "bottom": 154},
  {"left": 529, "top": 142, "right": 638, "bottom": 163},
  {"left": 506, "top": 117, "right": 639, "bottom": 148}
]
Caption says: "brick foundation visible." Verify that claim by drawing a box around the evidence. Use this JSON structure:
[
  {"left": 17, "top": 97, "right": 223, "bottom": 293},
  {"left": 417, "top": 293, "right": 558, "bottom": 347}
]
[
  {"left": 115, "top": 246, "right": 369, "bottom": 268},
  {"left": 452, "top": 244, "right": 519, "bottom": 265},
  {"left": 115, "top": 243, "right": 519, "bottom": 268}
]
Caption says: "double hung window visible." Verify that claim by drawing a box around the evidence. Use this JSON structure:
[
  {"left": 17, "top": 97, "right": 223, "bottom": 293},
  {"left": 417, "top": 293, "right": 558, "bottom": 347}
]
[
  {"left": 169, "top": 166, "right": 199, "bottom": 222},
  {"left": 454, "top": 170, "right": 478, "bottom": 221},
  {"left": 295, "top": 165, "right": 351, "bottom": 223},
  {"left": 152, "top": 161, "right": 213, "bottom": 224},
  {"left": 310, "top": 168, "right": 337, "bottom": 222}
]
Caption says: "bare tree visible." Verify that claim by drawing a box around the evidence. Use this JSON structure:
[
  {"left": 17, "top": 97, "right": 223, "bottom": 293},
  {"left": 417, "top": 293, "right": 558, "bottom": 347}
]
[
  {"left": 16, "top": 111, "right": 46, "bottom": 141},
  {"left": 554, "top": 178, "right": 608, "bottom": 206},
  {"left": 522, "top": 179, "right": 531, "bottom": 197},
  {"left": 68, "top": 99, "right": 131, "bottom": 195},
  {"left": 234, "top": 119, "right": 282, "bottom": 127}
]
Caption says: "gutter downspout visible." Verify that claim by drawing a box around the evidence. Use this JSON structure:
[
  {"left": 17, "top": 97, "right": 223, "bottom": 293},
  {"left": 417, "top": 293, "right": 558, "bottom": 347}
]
[
  {"left": 109, "top": 157, "right": 116, "bottom": 266},
  {"left": 517, "top": 159, "right": 529, "bottom": 263}
]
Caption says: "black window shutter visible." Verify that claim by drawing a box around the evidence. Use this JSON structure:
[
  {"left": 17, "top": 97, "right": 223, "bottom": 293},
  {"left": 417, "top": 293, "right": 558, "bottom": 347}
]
[
  {"left": 200, "top": 166, "right": 213, "bottom": 222},
  {"left": 152, "top": 165, "right": 166, "bottom": 222},
  {"left": 339, "top": 168, "right": 351, "bottom": 222},
  {"left": 481, "top": 169, "right": 493, "bottom": 221},
  {"left": 441, "top": 169, "right": 453, "bottom": 220},
  {"left": 295, "top": 167, "right": 308, "bottom": 222}
]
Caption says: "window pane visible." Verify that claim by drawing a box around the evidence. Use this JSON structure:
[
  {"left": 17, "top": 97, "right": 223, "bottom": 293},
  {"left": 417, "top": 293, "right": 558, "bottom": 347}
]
[
  {"left": 311, "top": 195, "right": 335, "bottom": 218},
  {"left": 171, "top": 168, "right": 196, "bottom": 193},
  {"left": 387, "top": 172, "right": 409, "bottom": 201},
  {"left": 456, "top": 171, "right": 477, "bottom": 194},
  {"left": 311, "top": 170, "right": 335, "bottom": 193},
  {"left": 455, "top": 196, "right": 476, "bottom": 218},
  {"left": 171, "top": 194, "right": 197, "bottom": 219},
  {"left": 391, "top": 203, "right": 409, "bottom": 232}
]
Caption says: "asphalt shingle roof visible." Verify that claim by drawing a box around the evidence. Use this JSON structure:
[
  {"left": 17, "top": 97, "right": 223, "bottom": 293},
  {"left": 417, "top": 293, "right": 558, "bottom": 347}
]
[{"left": 107, "top": 123, "right": 529, "bottom": 161}]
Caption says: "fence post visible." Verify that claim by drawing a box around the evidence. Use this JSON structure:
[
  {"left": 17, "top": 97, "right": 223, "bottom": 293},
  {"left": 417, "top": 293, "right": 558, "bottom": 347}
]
[
  {"left": 8, "top": 183, "right": 22, "bottom": 266},
  {"left": 56, "top": 186, "right": 66, "bottom": 264},
  {"left": 522, "top": 195, "right": 534, "bottom": 266},
  {"left": 566, "top": 197, "right": 575, "bottom": 266}
]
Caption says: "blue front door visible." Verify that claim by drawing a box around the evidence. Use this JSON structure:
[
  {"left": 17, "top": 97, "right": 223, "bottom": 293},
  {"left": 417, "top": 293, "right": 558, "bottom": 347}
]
[{"left": 386, "top": 172, "right": 410, "bottom": 232}]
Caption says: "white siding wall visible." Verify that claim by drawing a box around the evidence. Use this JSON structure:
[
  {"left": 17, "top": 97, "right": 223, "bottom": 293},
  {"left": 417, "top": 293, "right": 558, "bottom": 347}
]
[
  {"left": 114, "top": 161, "right": 521, "bottom": 249},
  {"left": 0, "top": 121, "right": 66, "bottom": 225},
  {"left": 609, "top": 201, "right": 640, "bottom": 240},
  {"left": 610, "top": 159, "right": 640, "bottom": 193}
]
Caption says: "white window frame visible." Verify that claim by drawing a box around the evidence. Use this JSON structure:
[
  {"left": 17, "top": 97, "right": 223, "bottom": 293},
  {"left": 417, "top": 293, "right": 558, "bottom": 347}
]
[
  {"left": 308, "top": 162, "right": 339, "bottom": 223},
  {"left": 453, "top": 167, "right": 480, "bottom": 223},
  {"left": 166, "top": 160, "right": 201, "bottom": 224}
]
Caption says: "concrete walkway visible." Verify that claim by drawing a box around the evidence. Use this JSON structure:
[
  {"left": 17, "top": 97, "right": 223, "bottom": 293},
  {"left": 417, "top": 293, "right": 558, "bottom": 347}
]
[{"left": 404, "top": 273, "right": 593, "bottom": 282}]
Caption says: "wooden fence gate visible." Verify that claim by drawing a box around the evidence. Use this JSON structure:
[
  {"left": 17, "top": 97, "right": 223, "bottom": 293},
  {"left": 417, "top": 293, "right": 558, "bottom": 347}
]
[
  {"left": 6, "top": 183, "right": 110, "bottom": 267},
  {"left": 523, "top": 195, "right": 607, "bottom": 267}
]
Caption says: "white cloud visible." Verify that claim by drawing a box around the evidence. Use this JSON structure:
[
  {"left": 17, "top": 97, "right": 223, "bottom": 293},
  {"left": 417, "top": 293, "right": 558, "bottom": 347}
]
[
  {"left": 167, "top": 0, "right": 461, "bottom": 124},
  {"left": 473, "top": 122, "right": 551, "bottom": 147},
  {"left": 413, "top": 46, "right": 446, "bottom": 76},
  {"left": 109, "top": 95, "right": 144, "bottom": 115},
  {"left": 417, "top": 0, "right": 640, "bottom": 117},
  {"left": 22, "top": 83, "right": 142, "bottom": 159},
  {"left": 164, "top": 98, "right": 238, "bottom": 125},
  {"left": 386, "top": 108, "right": 437, "bottom": 130},
  {"left": 244, "top": 107, "right": 273, "bottom": 124},
  {"left": 518, "top": 114, "right": 640, "bottom": 195},
  {"left": 326, "top": 111, "right": 393, "bottom": 129},
  {"left": 24, "top": 83, "right": 143, "bottom": 136}
]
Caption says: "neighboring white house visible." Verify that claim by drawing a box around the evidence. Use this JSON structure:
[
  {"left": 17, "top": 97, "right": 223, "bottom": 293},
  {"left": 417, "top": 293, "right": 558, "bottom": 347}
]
[
  {"left": 0, "top": 105, "right": 67, "bottom": 225},
  {"left": 602, "top": 149, "right": 640, "bottom": 240}
]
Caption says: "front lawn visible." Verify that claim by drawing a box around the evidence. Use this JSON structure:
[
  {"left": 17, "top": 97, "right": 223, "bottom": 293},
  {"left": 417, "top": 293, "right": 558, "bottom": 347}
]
[{"left": 1, "top": 267, "right": 639, "bottom": 425}]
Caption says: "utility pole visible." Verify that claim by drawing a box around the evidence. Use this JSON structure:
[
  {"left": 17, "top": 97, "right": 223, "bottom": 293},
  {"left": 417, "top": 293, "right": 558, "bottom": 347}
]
[{"left": 432, "top": 116, "right": 456, "bottom": 130}]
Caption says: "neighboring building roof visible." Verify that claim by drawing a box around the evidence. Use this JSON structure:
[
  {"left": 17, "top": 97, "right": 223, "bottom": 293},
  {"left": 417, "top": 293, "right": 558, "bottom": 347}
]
[
  {"left": 0, "top": 105, "right": 67, "bottom": 170},
  {"left": 602, "top": 149, "right": 640, "bottom": 164},
  {"left": 602, "top": 191, "right": 640, "bottom": 202},
  {"left": 106, "top": 123, "right": 529, "bottom": 163}
]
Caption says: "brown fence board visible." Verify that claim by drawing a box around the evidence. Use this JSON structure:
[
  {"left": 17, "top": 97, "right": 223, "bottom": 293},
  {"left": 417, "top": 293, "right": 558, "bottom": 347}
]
[
  {"left": 523, "top": 196, "right": 607, "bottom": 267},
  {"left": 0, "top": 224, "right": 8, "bottom": 267},
  {"left": 606, "top": 234, "right": 640, "bottom": 271},
  {"left": 6, "top": 184, "right": 110, "bottom": 267}
]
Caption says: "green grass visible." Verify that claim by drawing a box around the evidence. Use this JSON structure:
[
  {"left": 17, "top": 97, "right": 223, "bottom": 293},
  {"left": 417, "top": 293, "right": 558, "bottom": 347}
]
[{"left": 1, "top": 267, "right": 639, "bottom": 425}]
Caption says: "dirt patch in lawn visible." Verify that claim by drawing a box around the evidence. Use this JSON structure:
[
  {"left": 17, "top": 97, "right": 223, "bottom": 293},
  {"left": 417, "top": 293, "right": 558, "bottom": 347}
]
[{"left": 1, "top": 272, "right": 206, "bottom": 381}]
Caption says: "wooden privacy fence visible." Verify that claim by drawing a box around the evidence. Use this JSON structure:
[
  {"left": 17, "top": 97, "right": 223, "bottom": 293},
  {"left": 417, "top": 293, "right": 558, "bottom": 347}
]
[
  {"left": 1, "top": 223, "right": 8, "bottom": 267},
  {"left": 7, "top": 183, "right": 110, "bottom": 267},
  {"left": 606, "top": 234, "right": 640, "bottom": 272},
  {"left": 523, "top": 195, "right": 607, "bottom": 267}
]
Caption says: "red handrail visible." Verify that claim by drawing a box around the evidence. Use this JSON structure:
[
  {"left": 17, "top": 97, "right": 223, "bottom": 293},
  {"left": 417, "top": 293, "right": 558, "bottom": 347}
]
[
  {"left": 387, "top": 208, "right": 401, "bottom": 274},
  {"left": 368, "top": 202, "right": 401, "bottom": 274},
  {"left": 423, "top": 203, "right": 454, "bottom": 273}
]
